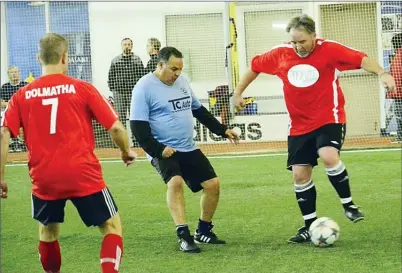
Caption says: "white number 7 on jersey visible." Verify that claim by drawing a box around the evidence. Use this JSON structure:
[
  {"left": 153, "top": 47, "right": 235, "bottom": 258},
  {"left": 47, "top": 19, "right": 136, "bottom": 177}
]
[{"left": 42, "top": 98, "right": 59, "bottom": 134}]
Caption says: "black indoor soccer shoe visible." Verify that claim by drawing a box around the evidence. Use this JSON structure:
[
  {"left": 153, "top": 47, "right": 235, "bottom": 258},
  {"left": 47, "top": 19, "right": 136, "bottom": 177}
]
[
  {"left": 287, "top": 226, "right": 311, "bottom": 244},
  {"left": 344, "top": 205, "right": 365, "bottom": 223},
  {"left": 177, "top": 229, "right": 201, "bottom": 253},
  {"left": 194, "top": 225, "right": 226, "bottom": 245}
]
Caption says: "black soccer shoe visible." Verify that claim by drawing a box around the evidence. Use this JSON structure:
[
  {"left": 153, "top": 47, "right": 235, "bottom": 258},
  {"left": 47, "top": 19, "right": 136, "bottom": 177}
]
[
  {"left": 345, "top": 204, "right": 365, "bottom": 223},
  {"left": 287, "top": 226, "right": 311, "bottom": 244},
  {"left": 177, "top": 229, "right": 200, "bottom": 253},
  {"left": 194, "top": 224, "right": 226, "bottom": 244}
]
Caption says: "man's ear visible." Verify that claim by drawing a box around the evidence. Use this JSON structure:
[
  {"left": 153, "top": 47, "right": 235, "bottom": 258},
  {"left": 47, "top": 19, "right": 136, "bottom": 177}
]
[
  {"left": 61, "top": 53, "right": 67, "bottom": 64},
  {"left": 312, "top": 32, "right": 317, "bottom": 40},
  {"left": 37, "top": 55, "right": 42, "bottom": 65}
]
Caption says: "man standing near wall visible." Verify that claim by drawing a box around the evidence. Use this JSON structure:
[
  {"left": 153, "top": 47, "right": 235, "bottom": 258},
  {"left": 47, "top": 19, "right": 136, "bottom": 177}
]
[
  {"left": 387, "top": 33, "right": 402, "bottom": 143},
  {"left": 1, "top": 66, "right": 28, "bottom": 152},
  {"left": 1, "top": 66, "right": 28, "bottom": 109},
  {"left": 108, "top": 38, "right": 144, "bottom": 146},
  {"left": 145, "top": 38, "right": 161, "bottom": 74}
]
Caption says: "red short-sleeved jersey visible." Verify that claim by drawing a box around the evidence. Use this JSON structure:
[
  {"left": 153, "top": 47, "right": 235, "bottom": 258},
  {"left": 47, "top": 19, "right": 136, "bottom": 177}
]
[
  {"left": 251, "top": 39, "right": 367, "bottom": 136},
  {"left": 1, "top": 74, "right": 118, "bottom": 200}
]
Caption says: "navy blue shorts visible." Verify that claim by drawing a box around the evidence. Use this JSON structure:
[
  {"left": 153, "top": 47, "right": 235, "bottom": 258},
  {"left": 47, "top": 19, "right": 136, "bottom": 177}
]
[{"left": 31, "top": 187, "right": 118, "bottom": 227}]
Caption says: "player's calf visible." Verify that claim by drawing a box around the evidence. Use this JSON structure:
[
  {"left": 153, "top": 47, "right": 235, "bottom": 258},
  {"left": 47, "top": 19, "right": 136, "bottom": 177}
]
[{"left": 38, "top": 223, "right": 62, "bottom": 273}]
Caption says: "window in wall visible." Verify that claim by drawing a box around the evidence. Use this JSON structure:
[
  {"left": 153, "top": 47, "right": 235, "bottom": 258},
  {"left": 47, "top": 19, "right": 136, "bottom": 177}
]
[
  {"left": 244, "top": 9, "right": 303, "bottom": 65},
  {"left": 165, "top": 13, "right": 225, "bottom": 81}
]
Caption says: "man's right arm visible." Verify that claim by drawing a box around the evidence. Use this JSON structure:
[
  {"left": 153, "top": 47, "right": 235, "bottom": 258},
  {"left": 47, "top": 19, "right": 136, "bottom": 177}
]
[
  {"left": 129, "top": 85, "right": 166, "bottom": 159},
  {"left": 234, "top": 48, "right": 279, "bottom": 96},
  {"left": 130, "top": 120, "right": 166, "bottom": 158},
  {"left": 108, "top": 120, "right": 130, "bottom": 154}
]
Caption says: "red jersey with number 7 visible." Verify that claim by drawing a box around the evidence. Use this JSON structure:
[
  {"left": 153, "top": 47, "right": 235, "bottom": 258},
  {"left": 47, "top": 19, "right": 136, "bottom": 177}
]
[
  {"left": 251, "top": 39, "right": 367, "bottom": 136},
  {"left": 1, "top": 74, "right": 118, "bottom": 200}
]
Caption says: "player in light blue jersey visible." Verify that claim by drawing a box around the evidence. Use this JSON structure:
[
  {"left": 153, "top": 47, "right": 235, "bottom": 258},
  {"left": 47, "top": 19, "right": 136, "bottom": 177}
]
[{"left": 130, "top": 47, "right": 239, "bottom": 253}]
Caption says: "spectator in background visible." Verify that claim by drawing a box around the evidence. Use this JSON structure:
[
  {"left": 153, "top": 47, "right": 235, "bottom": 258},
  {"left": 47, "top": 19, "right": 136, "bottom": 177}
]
[
  {"left": 1, "top": 66, "right": 28, "bottom": 109},
  {"left": 1, "top": 66, "right": 28, "bottom": 152},
  {"left": 145, "top": 38, "right": 161, "bottom": 74},
  {"left": 108, "top": 38, "right": 144, "bottom": 146},
  {"left": 387, "top": 33, "right": 402, "bottom": 143}
]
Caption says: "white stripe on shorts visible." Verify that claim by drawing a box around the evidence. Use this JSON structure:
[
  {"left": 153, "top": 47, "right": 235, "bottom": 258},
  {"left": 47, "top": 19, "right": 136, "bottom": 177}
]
[{"left": 102, "top": 188, "right": 117, "bottom": 217}]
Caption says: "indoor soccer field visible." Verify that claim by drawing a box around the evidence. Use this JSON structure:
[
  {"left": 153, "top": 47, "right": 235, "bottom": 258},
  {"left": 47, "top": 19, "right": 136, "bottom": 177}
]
[
  {"left": 2, "top": 1, "right": 402, "bottom": 272},
  {"left": 2, "top": 149, "right": 401, "bottom": 273}
]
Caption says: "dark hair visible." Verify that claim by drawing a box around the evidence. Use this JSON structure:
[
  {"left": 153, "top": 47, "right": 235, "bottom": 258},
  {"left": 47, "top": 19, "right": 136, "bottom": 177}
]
[
  {"left": 121, "top": 37, "right": 133, "bottom": 44},
  {"left": 148, "top": 38, "right": 161, "bottom": 51},
  {"left": 39, "top": 33, "right": 68, "bottom": 65},
  {"left": 391, "top": 33, "right": 402, "bottom": 50},
  {"left": 157, "top": 46, "right": 183, "bottom": 63},
  {"left": 286, "top": 14, "right": 316, "bottom": 34}
]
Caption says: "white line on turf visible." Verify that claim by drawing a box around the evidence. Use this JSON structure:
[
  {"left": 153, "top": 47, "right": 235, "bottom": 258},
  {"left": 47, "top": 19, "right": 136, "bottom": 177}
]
[{"left": 5, "top": 148, "right": 401, "bottom": 167}]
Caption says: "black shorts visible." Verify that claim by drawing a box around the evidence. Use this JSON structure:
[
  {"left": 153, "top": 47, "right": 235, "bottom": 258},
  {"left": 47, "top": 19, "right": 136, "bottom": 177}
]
[
  {"left": 151, "top": 149, "right": 217, "bottom": 193},
  {"left": 287, "top": 123, "right": 346, "bottom": 170},
  {"left": 31, "top": 187, "right": 118, "bottom": 227}
]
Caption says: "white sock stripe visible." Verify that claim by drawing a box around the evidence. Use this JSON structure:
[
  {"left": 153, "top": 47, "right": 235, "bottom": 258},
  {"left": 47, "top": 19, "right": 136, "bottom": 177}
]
[
  {"left": 341, "top": 197, "right": 352, "bottom": 204},
  {"left": 102, "top": 189, "right": 115, "bottom": 217},
  {"left": 294, "top": 180, "right": 314, "bottom": 192},
  {"left": 326, "top": 161, "right": 346, "bottom": 176},
  {"left": 303, "top": 212, "right": 317, "bottom": 220},
  {"left": 114, "top": 245, "right": 122, "bottom": 271},
  {"left": 31, "top": 194, "right": 34, "bottom": 218},
  {"left": 100, "top": 257, "right": 116, "bottom": 264}
]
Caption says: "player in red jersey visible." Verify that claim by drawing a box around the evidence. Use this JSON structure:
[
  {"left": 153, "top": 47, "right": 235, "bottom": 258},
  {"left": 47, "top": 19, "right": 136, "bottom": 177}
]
[
  {"left": 234, "top": 14, "right": 396, "bottom": 243},
  {"left": 0, "top": 33, "right": 137, "bottom": 273}
]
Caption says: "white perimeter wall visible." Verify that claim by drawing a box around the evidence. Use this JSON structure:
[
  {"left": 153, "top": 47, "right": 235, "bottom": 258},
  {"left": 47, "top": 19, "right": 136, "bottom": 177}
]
[{"left": 88, "top": 2, "right": 226, "bottom": 99}]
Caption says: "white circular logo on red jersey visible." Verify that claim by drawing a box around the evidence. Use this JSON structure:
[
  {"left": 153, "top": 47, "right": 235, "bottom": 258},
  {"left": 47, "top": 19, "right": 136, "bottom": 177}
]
[{"left": 287, "top": 64, "right": 319, "bottom": 88}]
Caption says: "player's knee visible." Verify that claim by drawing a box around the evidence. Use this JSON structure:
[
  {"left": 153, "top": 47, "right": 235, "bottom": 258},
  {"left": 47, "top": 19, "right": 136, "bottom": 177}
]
[
  {"left": 318, "top": 146, "right": 340, "bottom": 167},
  {"left": 39, "top": 223, "right": 60, "bottom": 242},
  {"left": 167, "top": 176, "right": 184, "bottom": 192},
  {"left": 292, "top": 168, "right": 312, "bottom": 184},
  {"left": 201, "top": 177, "right": 220, "bottom": 193},
  {"left": 99, "top": 214, "right": 122, "bottom": 237}
]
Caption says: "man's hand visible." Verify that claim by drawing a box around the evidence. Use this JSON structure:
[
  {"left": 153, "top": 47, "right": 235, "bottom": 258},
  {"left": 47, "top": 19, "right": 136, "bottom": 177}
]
[
  {"left": 162, "top": 146, "right": 176, "bottom": 158},
  {"left": 1, "top": 181, "right": 8, "bottom": 199},
  {"left": 234, "top": 94, "right": 245, "bottom": 113},
  {"left": 224, "top": 129, "right": 240, "bottom": 144},
  {"left": 121, "top": 150, "right": 137, "bottom": 166},
  {"left": 380, "top": 72, "right": 396, "bottom": 93}
]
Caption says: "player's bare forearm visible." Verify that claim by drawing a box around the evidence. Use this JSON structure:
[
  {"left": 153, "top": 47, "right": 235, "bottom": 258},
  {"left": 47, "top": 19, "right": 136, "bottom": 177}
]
[
  {"left": 234, "top": 69, "right": 259, "bottom": 95},
  {"left": 1, "top": 100, "right": 8, "bottom": 108},
  {"left": 108, "top": 120, "right": 130, "bottom": 154},
  {"left": 361, "top": 56, "right": 385, "bottom": 76},
  {"left": 0, "top": 127, "right": 11, "bottom": 181}
]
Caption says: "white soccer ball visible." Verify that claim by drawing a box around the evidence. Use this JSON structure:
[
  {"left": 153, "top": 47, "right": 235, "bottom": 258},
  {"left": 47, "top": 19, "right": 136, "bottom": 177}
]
[{"left": 309, "top": 217, "right": 340, "bottom": 247}]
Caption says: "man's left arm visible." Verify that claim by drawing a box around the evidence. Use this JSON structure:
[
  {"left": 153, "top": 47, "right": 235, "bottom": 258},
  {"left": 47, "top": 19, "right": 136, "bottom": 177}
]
[
  {"left": 329, "top": 41, "right": 396, "bottom": 92},
  {"left": 360, "top": 57, "right": 396, "bottom": 92},
  {"left": 191, "top": 91, "right": 239, "bottom": 143}
]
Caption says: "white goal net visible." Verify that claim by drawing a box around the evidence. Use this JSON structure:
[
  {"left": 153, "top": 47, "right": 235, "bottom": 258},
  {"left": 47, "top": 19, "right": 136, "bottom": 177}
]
[{"left": 1, "top": 1, "right": 401, "bottom": 162}]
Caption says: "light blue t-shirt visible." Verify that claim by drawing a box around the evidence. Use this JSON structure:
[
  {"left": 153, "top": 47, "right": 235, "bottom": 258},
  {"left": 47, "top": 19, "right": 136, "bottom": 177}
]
[{"left": 130, "top": 73, "right": 201, "bottom": 152}]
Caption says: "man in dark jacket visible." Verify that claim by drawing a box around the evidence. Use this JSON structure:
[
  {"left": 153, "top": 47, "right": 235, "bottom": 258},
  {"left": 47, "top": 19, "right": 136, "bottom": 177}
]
[
  {"left": 145, "top": 38, "right": 161, "bottom": 74},
  {"left": 108, "top": 38, "right": 144, "bottom": 132}
]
